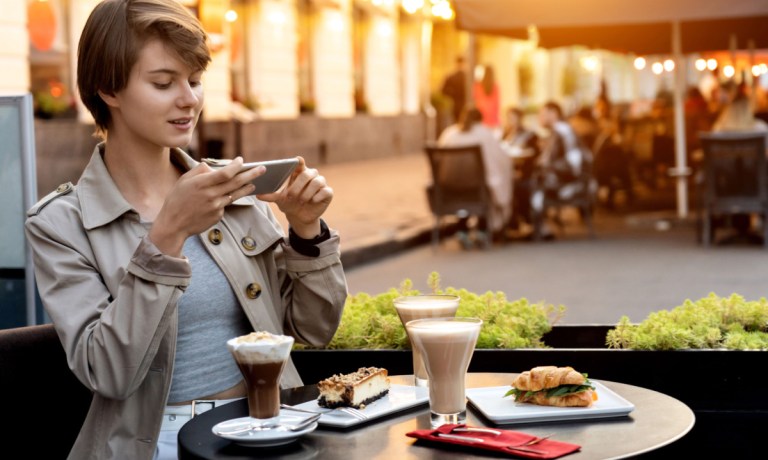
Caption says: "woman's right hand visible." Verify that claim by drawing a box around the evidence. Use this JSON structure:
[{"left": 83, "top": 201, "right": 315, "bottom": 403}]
[{"left": 149, "top": 157, "right": 264, "bottom": 257}]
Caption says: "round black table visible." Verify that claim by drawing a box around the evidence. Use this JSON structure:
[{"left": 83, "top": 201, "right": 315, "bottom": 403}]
[{"left": 179, "top": 373, "right": 694, "bottom": 460}]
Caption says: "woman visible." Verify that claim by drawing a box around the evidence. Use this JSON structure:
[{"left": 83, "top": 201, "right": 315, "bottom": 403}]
[
  {"left": 438, "top": 107, "right": 512, "bottom": 246},
  {"left": 24, "top": 1, "right": 347, "bottom": 459},
  {"left": 473, "top": 64, "right": 501, "bottom": 129}
]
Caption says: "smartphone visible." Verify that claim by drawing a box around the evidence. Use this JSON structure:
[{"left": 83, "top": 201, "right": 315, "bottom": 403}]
[{"left": 203, "top": 157, "right": 300, "bottom": 195}]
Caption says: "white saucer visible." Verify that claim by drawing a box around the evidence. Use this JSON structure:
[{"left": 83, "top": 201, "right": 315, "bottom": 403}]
[{"left": 212, "top": 414, "right": 318, "bottom": 447}]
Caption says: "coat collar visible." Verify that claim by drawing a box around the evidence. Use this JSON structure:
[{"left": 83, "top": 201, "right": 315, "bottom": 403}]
[{"left": 78, "top": 144, "right": 250, "bottom": 230}]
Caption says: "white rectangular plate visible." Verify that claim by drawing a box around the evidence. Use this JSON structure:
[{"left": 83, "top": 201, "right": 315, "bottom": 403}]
[
  {"left": 292, "top": 384, "right": 429, "bottom": 428},
  {"left": 466, "top": 381, "right": 634, "bottom": 425}
]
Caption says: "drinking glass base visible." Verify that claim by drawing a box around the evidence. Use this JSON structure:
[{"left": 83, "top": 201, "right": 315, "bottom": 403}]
[{"left": 430, "top": 409, "right": 466, "bottom": 427}]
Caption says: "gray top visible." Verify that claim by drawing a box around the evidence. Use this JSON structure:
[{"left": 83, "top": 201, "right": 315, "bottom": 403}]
[{"left": 168, "top": 236, "right": 251, "bottom": 403}]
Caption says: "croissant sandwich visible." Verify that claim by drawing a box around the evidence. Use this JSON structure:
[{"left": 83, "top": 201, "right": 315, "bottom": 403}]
[{"left": 504, "top": 366, "right": 597, "bottom": 407}]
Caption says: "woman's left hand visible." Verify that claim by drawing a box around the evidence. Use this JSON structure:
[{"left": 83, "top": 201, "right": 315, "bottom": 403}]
[{"left": 258, "top": 156, "right": 333, "bottom": 238}]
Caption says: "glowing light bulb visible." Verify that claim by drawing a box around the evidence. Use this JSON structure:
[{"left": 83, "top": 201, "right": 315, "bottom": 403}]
[
  {"left": 634, "top": 57, "right": 646, "bottom": 70},
  {"left": 651, "top": 62, "right": 664, "bottom": 75},
  {"left": 723, "top": 65, "right": 735, "bottom": 78},
  {"left": 695, "top": 59, "right": 706, "bottom": 71},
  {"left": 663, "top": 59, "right": 675, "bottom": 72},
  {"left": 225, "top": 10, "right": 238, "bottom": 23},
  {"left": 707, "top": 58, "right": 717, "bottom": 71}
]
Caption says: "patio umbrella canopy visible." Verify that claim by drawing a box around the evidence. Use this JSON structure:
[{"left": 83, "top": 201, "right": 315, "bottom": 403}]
[
  {"left": 454, "top": 0, "right": 768, "bottom": 54},
  {"left": 453, "top": 0, "right": 768, "bottom": 218}
]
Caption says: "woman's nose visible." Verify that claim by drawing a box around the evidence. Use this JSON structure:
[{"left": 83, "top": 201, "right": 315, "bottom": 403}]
[{"left": 177, "top": 82, "right": 200, "bottom": 107}]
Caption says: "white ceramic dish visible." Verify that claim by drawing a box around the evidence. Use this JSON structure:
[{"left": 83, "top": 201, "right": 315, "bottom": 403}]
[
  {"left": 211, "top": 413, "right": 318, "bottom": 447},
  {"left": 466, "top": 381, "right": 635, "bottom": 425},
  {"left": 291, "top": 384, "right": 429, "bottom": 428}
]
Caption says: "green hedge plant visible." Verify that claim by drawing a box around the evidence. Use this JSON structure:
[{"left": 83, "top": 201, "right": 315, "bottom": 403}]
[
  {"left": 606, "top": 293, "right": 768, "bottom": 350},
  {"left": 305, "top": 272, "right": 564, "bottom": 350}
]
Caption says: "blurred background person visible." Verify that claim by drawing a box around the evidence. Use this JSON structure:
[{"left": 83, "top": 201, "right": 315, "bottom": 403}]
[
  {"left": 474, "top": 64, "right": 501, "bottom": 130},
  {"left": 503, "top": 107, "right": 539, "bottom": 231},
  {"left": 592, "top": 98, "right": 635, "bottom": 209},
  {"left": 532, "top": 101, "right": 592, "bottom": 238},
  {"left": 438, "top": 107, "right": 512, "bottom": 247},
  {"left": 441, "top": 56, "right": 467, "bottom": 124},
  {"left": 712, "top": 94, "right": 768, "bottom": 133}
]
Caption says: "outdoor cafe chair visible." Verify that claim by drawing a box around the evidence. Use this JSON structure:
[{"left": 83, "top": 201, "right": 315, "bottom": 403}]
[
  {"left": 699, "top": 132, "right": 768, "bottom": 247},
  {"left": 424, "top": 144, "right": 492, "bottom": 249},
  {"left": 0, "top": 323, "right": 92, "bottom": 458}
]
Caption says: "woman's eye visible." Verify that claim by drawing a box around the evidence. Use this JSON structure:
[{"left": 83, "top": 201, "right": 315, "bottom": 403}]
[
  {"left": 189, "top": 80, "right": 202, "bottom": 88},
  {"left": 153, "top": 82, "right": 172, "bottom": 89}
]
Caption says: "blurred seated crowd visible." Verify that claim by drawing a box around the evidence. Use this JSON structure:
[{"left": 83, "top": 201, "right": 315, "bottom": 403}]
[{"left": 433, "top": 68, "right": 768, "bottom": 249}]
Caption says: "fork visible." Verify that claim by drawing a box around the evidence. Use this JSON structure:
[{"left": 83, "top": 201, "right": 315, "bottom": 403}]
[{"left": 280, "top": 403, "right": 368, "bottom": 421}]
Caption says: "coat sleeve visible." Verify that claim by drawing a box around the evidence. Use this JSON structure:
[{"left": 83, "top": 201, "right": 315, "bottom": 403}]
[
  {"left": 264, "top": 211, "right": 347, "bottom": 347},
  {"left": 25, "top": 207, "right": 190, "bottom": 400}
]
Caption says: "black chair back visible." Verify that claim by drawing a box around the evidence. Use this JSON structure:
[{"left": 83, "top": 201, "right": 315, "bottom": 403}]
[
  {"left": 0, "top": 324, "right": 91, "bottom": 458},
  {"left": 424, "top": 144, "right": 491, "bottom": 247},
  {"left": 699, "top": 132, "right": 768, "bottom": 246}
]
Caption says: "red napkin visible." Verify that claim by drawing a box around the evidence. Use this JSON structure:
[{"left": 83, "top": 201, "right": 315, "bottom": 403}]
[{"left": 406, "top": 424, "right": 580, "bottom": 459}]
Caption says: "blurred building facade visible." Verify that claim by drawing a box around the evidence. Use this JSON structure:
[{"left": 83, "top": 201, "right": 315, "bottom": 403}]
[{"left": 5, "top": 0, "right": 762, "bottom": 196}]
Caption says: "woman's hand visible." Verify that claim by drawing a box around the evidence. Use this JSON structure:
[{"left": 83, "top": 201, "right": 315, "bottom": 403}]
[
  {"left": 258, "top": 157, "right": 333, "bottom": 239},
  {"left": 149, "top": 157, "right": 265, "bottom": 256}
]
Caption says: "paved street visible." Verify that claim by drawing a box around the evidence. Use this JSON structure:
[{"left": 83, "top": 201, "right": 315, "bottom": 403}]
[{"left": 345, "top": 214, "right": 768, "bottom": 325}]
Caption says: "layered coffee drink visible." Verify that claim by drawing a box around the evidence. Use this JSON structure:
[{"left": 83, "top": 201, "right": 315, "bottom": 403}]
[
  {"left": 405, "top": 318, "right": 482, "bottom": 426},
  {"left": 393, "top": 295, "right": 460, "bottom": 387},
  {"left": 227, "top": 331, "right": 294, "bottom": 419}
]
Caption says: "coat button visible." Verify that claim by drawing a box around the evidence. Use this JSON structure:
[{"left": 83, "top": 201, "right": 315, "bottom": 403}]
[
  {"left": 56, "top": 183, "right": 72, "bottom": 193},
  {"left": 208, "top": 228, "right": 223, "bottom": 245},
  {"left": 241, "top": 236, "right": 256, "bottom": 251},
  {"left": 246, "top": 283, "right": 262, "bottom": 299}
]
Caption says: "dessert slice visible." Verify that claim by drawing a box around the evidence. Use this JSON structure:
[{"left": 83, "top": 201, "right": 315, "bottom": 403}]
[{"left": 317, "top": 367, "right": 391, "bottom": 409}]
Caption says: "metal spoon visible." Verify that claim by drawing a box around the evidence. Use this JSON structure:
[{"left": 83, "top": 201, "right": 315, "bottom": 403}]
[{"left": 215, "top": 413, "right": 320, "bottom": 436}]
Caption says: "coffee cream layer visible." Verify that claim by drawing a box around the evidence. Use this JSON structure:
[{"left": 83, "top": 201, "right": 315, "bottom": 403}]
[{"left": 227, "top": 331, "right": 294, "bottom": 363}]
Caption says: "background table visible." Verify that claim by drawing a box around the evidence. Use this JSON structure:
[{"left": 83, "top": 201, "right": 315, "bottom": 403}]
[{"left": 179, "top": 373, "right": 694, "bottom": 460}]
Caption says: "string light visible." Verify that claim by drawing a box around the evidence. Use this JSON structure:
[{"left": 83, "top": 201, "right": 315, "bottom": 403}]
[
  {"left": 431, "top": 0, "right": 453, "bottom": 20},
  {"left": 633, "top": 57, "right": 646, "bottom": 70},
  {"left": 651, "top": 62, "right": 664, "bottom": 75},
  {"left": 402, "top": 0, "right": 424, "bottom": 14},
  {"left": 663, "top": 59, "right": 675, "bottom": 72},
  {"left": 723, "top": 65, "right": 735, "bottom": 78},
  {"left": 224, "top": 10, "right": 237, "bottom": 23},
  {"left": 706, "top": 58, "right": 717, "bottom": 71},
  {"left": 695, "top": 59, "right": 706, "bottom": 71}
]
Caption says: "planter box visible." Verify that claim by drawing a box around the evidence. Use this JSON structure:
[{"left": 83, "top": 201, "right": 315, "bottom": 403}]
[{"left": 292, "top": 325, "right": 767, "bottom": 459}]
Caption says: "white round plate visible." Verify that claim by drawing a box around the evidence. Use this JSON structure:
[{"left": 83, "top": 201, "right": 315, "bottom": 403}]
[{"left": 212, "top": 415, "right": 318, "bottom": 447}]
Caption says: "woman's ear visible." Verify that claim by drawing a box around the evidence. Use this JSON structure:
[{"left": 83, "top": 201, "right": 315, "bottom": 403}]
[{"left": 98, "top": 90, "right": 119, "bottom": 108}]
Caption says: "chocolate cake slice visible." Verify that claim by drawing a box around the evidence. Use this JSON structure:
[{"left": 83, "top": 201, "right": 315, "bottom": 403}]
[{"left": 317, "top": 367, "right": 390, "bottom": 409}]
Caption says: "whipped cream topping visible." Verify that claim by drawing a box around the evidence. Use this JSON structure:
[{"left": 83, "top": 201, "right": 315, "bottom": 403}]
[{"left": 227, "top": 331, "right": 294, "bottom": 363}]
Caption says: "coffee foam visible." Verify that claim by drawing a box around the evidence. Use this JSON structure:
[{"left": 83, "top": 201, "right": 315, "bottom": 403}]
[
  {"left": 227, "top": 331, "right": 294, "bottom": 363},
  {"left": 394, "top": 296, "right": 459, "bottom": 310}
]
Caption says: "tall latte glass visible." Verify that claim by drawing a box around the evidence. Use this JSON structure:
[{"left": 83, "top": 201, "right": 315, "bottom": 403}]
[
  {"left": 227, "top": 331, "right": 294, "bottom": 423},
  {"left": 406, "top": 318, "right": 482, "bottom": 427},
  {"left": 394, "top": 295, "right": 460, "bottom": 387}
]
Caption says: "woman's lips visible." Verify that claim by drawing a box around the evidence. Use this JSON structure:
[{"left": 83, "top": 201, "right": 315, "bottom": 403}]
[{"left": 169, "top": 117, "right": 193, "bottom": 130}]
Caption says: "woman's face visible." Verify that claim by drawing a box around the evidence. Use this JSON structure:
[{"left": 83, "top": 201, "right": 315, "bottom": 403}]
[{"left": 110, "top": 38, "right": 204, "bottom": 149}]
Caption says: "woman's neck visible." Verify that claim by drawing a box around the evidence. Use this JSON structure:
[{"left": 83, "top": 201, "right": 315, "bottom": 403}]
[{"left": 102, "top": 133, "right": 181, "bottom": 222}]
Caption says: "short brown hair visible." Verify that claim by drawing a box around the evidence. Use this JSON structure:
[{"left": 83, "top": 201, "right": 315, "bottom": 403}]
[{"left": 77, "top": 0, "right": 211, "bottom": 137}]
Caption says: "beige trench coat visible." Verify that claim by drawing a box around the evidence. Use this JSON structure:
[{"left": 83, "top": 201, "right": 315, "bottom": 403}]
[{"left": 25, "top": 145, "right": 347, "bottom": 459}]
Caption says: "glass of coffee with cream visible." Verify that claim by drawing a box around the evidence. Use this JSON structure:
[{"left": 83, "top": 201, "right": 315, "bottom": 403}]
[
  {"left": 405, "top": 317, "right": 482, "bottom": 427},
  {"left": 227, "top": 331, "right": 294, "bottom": 421},
  {"left": 394, "top": 295, "right": 460, "bottom": 387}
]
